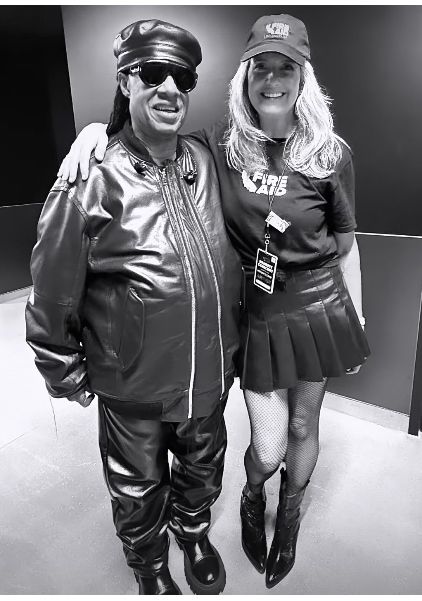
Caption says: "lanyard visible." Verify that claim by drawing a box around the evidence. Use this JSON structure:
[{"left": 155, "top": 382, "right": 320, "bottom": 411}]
[
  {"left": 254, "top": 146, "right": 291, "bottom": 294},
  {"left": 263, "top": 160, "right": 288, "bottom": 252}
]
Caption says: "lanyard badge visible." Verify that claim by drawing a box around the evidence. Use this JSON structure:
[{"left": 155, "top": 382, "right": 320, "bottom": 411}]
[
  {"left": 253, "top": 167, "right": 290, "bottom": 294},
  {"left": 254, "top": 247, "right": 278, "bottom": 294}
]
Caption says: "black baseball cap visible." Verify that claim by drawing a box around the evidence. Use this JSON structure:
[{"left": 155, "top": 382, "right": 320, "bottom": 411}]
[{"left": 241, "top": 14, "right": 310, "bottom": 66}]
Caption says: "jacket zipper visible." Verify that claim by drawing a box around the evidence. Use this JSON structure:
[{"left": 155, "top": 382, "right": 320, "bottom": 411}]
[
  {"left": 174, "top": 167, "right": 225, "bottom": 399},
  {"left": 197, "top": 235, "right": 225, "bottom": 398},
  {"left": 158, "top": 166, "right": 197, "bottom": 419}
]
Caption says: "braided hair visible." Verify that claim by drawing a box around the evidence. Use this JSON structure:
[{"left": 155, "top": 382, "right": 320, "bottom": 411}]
[{"left": 106, "top": 84, "right": 130, "bottom": 136}]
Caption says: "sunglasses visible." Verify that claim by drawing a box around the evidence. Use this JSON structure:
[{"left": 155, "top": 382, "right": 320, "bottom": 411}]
[{"left": 129, "top": 60, "right": 198, "bottom": 94}]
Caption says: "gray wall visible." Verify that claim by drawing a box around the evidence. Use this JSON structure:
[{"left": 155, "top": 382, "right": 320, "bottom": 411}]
[
  {"left": 329, "top": 235, "right": 422, "bottom": 415},
  {"left": 62, "top": 5, "right": 422, "bottom": 236},
  {"left": 62, "top": 5, "right": 247, "bottom": 135}
]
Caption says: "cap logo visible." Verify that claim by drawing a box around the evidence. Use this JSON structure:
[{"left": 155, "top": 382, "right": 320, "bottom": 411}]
[{"left": 265, "top": 22, "right": 290, "bottom": 39}]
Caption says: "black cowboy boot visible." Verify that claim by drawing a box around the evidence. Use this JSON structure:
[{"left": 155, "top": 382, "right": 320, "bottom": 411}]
[
  {"left": 265, "top": 478, "right": 308, "bottom": 589},
  {"left": 177, "top": 535, "right": 226, "bottom": 595},
  {"left": 134, "top": 568, "right": 182, "bottom": 595},
  {"left": 240, "top": 484, "right": 267, "bottom": 573}
]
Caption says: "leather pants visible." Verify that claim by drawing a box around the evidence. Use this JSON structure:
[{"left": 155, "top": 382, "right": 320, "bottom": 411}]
[{"left": 98, "top": 397, "right": 227, "bottom": 576}]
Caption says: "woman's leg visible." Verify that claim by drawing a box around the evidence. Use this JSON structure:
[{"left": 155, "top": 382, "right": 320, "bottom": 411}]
[
  {"left": 240, "top": 389, "right": 290, "bottom": 572},
  {"left": 266, "top": 379, "right": 328, "bottom": 588},
  {"left": 243, "top": 388, "right": 290, "bottom": 493},
  {"left": 285, "top": 379, "right": 328, "bottom": 493}
]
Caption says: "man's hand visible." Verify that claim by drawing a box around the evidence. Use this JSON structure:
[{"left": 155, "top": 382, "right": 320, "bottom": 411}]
[
  {"left": 67, "top": 390, "right": 95, "bottom": 407},
  {"left": 57, "top": 123, "right": 108, "bottom": 183}
]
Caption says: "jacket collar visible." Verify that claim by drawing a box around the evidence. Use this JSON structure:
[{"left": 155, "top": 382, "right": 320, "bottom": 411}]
[{"left": 120, "top": 120, "right": 184, "bottom": 164}]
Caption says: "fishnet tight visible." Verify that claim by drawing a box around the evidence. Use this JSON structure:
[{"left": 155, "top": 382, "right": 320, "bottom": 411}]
[{"left": 244, "top": 379, "right": 327, "bottom": 495}]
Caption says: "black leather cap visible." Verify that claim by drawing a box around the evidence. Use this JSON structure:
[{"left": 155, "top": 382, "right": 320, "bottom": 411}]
[{"left": 113, "top": 19, "right": 202, "bottom": 73}]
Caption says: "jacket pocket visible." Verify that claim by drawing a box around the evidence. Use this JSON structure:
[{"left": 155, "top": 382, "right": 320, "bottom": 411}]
[{"left": 117, "top": 287, "right": 145, "bottom": 371}]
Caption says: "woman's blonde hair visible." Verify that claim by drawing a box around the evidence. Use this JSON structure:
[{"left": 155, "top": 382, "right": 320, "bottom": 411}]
[{"left": 224, "top": 59, "right": 344, "bottom": 179}]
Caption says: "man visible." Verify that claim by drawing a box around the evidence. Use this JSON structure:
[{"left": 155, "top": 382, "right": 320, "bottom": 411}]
[{"left": 26, "top": 19, "right": 241, "bottom": 595}]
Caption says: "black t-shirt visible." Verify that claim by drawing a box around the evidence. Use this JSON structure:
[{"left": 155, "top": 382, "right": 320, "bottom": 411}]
[{"left": 188, "top": 120, "right": 356, "bottom": 276}]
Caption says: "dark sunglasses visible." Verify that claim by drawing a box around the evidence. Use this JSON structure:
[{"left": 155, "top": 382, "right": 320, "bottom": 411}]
[{"left": 129, "top": 60, "right": 198, "bottom": 94}]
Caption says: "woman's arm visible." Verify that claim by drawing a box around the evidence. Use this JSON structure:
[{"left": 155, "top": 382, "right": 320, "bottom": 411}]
[
  {"left": 58, "top": 123, "right": 108, "bottom": 182},
  {"left": 334, "top": 231, "right": 364, "bottom": 323},
  {"left": 334, "top": 231, "right": 365, "bottom": 374},
  {"left": 58, "top": 120, "right": 224, "bottom": 183}
]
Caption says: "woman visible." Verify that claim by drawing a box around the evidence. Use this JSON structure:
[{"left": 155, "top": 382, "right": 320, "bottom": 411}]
[{"left": 58, "top": 13, "right": 369, "bottom": 588}]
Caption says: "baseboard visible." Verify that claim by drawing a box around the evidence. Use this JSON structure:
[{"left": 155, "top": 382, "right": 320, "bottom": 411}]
[
  {"left": 324, "top": 392, "right": 410, "bottom": 434},
  {"left": 0, "top": 286, "right": 31, "bottom": 304}
]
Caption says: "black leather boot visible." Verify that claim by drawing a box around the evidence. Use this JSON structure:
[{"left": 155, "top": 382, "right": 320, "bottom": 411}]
[
  {"left": 134, "top": 568, "right": 182, "bottom": 595},
  {"left": 240, "top": 484, "right": 267, "bottom": 573},
  {"left": 266, "top": 478, "right": 308, "bottom": 589},
  {"left": 177, "top": 535, "right": 226, "bottom": 594}
]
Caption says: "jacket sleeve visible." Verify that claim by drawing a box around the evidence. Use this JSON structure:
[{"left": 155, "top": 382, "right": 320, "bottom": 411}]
[{"left": 25, "top": 180, "right": 90, "bottom": 398}]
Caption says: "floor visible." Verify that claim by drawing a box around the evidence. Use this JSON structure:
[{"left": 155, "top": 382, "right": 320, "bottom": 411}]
[{"left": 1, "top": 292, "right": 422, "bottom": 595}]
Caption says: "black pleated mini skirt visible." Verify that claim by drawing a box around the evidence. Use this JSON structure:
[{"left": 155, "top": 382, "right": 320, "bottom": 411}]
[{"left": 237, "top": 264, "right": 370, "bottom": 392}]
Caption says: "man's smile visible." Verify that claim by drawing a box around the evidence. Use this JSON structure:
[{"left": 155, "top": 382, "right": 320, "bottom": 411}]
[{"left": 152, "top": 104, "right": 179, "bottom": 113}]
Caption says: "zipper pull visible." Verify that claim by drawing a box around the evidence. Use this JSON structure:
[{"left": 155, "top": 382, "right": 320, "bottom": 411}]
[
  {"left": 184, "top": 170, "right": 197, "bottom": 185},
  {"left": 133, "top": 162, "right": 146, "bottom": 175},
  {"left": 160, "top": 165, "right": 168, "bottom": 184}
]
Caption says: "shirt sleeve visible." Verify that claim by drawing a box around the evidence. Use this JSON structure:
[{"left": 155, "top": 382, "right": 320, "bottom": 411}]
[
  {"left": 327, "top": 153, "right": 357, "bottom": 233},
  {"left": 187, "top": 119, "right": 227, "bottom": 151},
  {"left": 187, "top": 127, "right": 211, "bottom": 148}
]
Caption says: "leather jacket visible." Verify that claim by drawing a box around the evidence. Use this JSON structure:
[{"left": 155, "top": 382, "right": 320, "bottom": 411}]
[{"left": 26, "top": 121, "right": 242, "bottom": 421}]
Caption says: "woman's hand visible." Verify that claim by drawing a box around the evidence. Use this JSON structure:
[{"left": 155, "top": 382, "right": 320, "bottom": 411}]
[
  {"left": 345, "top": 319, "right": 365, "bottom": 375},
  {"left": 346, "top": 365, "right": 362, "bottom": 375},
  {"left": 57, "top": 123, "right": 108, "bottom": 183}
]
